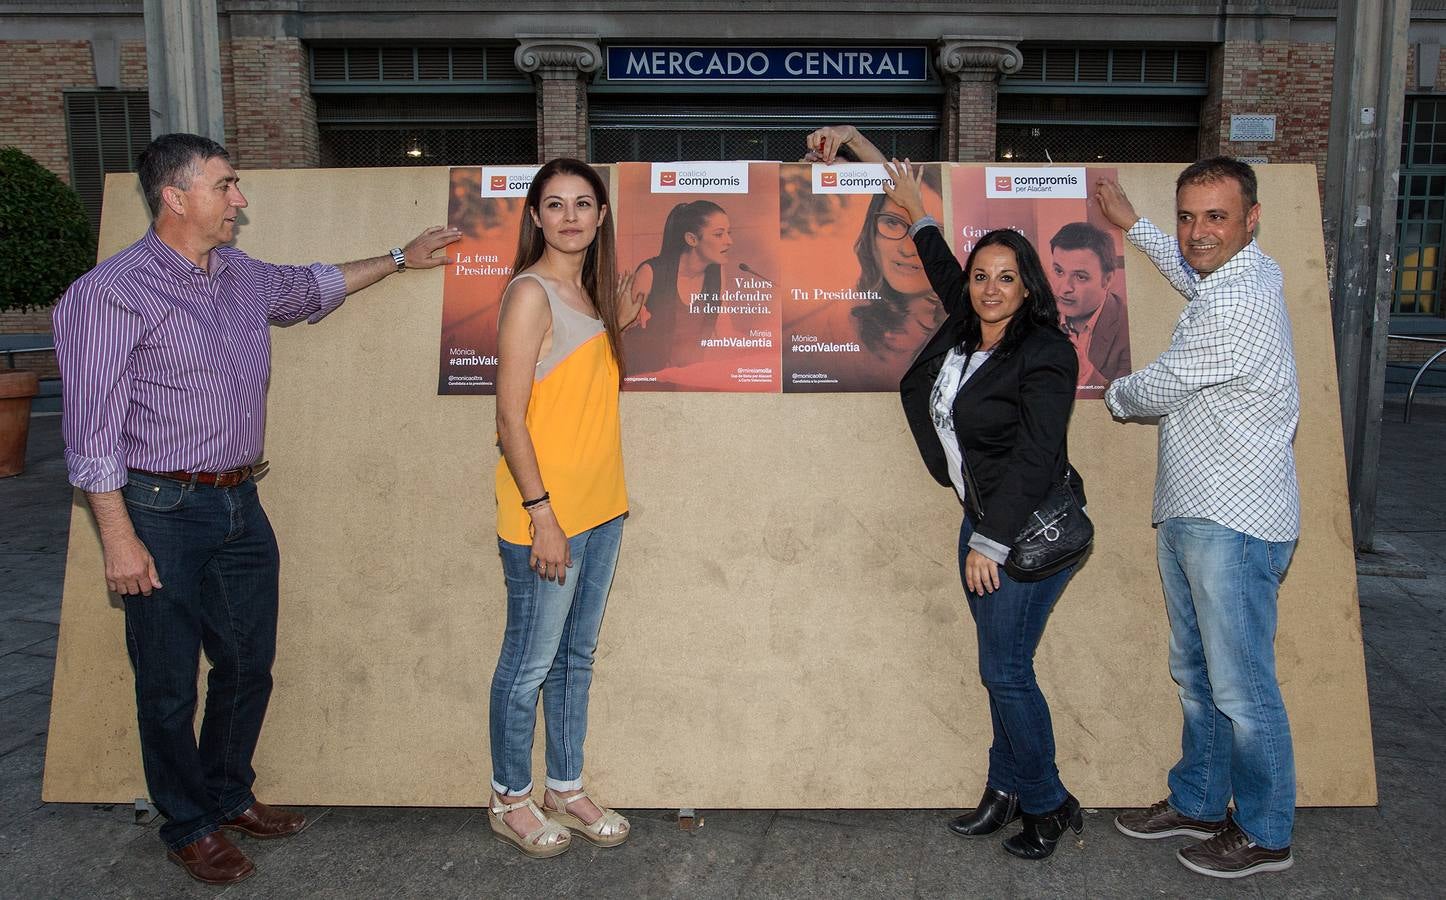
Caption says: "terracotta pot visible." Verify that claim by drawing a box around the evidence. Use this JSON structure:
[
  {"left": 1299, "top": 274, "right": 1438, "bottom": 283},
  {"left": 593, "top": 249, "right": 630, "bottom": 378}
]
[{"left": 0, "top": 369, "right": 40, "bottom": 478}]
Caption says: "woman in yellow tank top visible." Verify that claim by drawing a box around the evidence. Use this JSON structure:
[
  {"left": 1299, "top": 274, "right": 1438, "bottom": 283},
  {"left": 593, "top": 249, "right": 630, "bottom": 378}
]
[{"left": 486, "top": 158, "right": 643, "bottom": 858}]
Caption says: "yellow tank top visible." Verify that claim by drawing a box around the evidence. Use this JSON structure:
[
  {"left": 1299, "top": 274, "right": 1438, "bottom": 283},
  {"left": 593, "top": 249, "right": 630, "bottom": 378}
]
[{"left": 496, "top": 273, "right": 628, "bottom": 544}]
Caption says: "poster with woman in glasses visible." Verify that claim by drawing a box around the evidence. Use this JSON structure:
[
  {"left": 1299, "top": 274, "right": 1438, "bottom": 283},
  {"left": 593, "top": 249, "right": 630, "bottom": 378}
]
[{"left": 780, "top": 162, "right": 946, "bottom": 392}]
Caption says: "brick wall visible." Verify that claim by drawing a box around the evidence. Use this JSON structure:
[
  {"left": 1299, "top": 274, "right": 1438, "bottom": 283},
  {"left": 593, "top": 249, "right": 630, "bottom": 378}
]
[
  {"left": 227, "top": 38, "right": 318, "bottom": 169},
  {"left": 944, "top": 78, "right": 998, "bottom": 162},
  {"left": 0, "top": 310, "right": 59, "bottom": 379},
  {"left": 0, "top": 41, "right": 96, "bottom": 183},
  {"left": 0, "top": 41, "right": 98, "bottom": 360},
  {"left": 120, "top": 40, "right": 146, "bottom": 88},
  {"left": 1403, "top": 43, "right": 1446, "bottom": 94},
  {"left": 536, "top": 72, "right": 588, "bottom": 161},
  {"left": 1208, "top": 40, "right": 1334, "bottom": 189}
]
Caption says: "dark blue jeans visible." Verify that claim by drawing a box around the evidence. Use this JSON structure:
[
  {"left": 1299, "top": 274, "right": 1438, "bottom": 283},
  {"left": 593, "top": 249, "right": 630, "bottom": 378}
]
[
  {"left": 120, "top": 471, "right": 279, "bottom": 850},
  {"left": 959, "top": 516, "right": 1076, "bottom": 815}
]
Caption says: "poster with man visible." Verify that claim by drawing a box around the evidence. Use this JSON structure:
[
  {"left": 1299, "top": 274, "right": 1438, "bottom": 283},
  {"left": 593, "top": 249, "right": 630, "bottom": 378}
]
[
  {"left": 437, "top": 165, "right": 540, "bottom": 395},
  {"left": 779, "top": 162, "right": 947, "bottom": 393},
  {"left": 952, "top": 166, "right": 1132, "bottom": 398},
  {"left": 616, "top": 162, "right": 782, "bottom": 391}
]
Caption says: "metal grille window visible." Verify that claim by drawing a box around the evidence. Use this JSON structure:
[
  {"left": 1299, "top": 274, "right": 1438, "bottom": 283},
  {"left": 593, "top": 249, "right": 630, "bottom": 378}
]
[
  {"left": 311, "top": 44, "right": 535, "bottom": 167},
  {"left": 997, "top": 95, "right": 1202, "bottom": 163},
  {"left": 310, "top": 46, "right": 525, "bottom": 85},
  {"left": 1395, "top": 97, "right": 1446, "bottom": 317},
  {"left": 319, "top": 125, "right": 537, "bottom": 168},
  {"left": 589, "top": 98, "right": 938, "bottom": 162},
  {"left": 63, "top": 90, "right": 151, "bottom": 235},
  {"left": 997, "top": 45, "right": 1207, "bottom": 164},
  {"left": 315, "top": 93, "right": 536, "bottom": 167},
  {"left": 1009, "top": 46, "right": 1209, "bottom": 89}
]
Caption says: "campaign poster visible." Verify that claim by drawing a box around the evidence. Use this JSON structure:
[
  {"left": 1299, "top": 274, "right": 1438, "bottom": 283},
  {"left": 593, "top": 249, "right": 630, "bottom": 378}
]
[
  {"left": 952, "top": 166, "right": 1132, "bottom": 399},
  {"left": 437, "top": 165, "right": 539, "bottom": 395},
  {"left": 779, "top": 162, "right": 946, "bottom": 393},
  {"left": 616, "top": 162, "right": 781, "bottom": 392}
]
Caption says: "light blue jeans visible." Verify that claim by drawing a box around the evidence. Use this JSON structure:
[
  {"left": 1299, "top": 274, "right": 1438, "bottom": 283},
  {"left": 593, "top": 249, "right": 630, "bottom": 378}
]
[
  {"left": 489, "top": 515, "right": 624, "bottom": 795},
  {"left": 1157, "top": 517, "right": 1297, "bottom": 850}
]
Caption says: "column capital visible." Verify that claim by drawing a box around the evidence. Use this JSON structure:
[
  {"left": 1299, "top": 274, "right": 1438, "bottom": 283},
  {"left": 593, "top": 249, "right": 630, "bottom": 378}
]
[
  {"left": 936, "top": 37, "right": 1023, "bottom": 80},
  {"left": 514, "top": 35, "right": 603, "bottom": 76}
]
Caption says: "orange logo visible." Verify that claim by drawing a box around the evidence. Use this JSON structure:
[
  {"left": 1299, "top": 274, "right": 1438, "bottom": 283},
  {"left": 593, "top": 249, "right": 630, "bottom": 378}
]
[
  {"left": 820, "top": 172, "right": 838, "bottom": 187},
  {"left": 490, "top": 175, "right": 508, "bottom": 191},
  {"left": 659, "top": 171, "right": 677, "bottom": 186},
  {"left": 994, "top": 176, "right": 1013, "bottom": 192}
]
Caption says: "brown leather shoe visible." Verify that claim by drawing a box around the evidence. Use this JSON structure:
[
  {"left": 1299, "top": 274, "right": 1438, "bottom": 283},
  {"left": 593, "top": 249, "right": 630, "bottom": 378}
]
[
  {"left": 222, "top": 800, "right": 308, "bottom": 839},
  {"left": 166, "top": 832, "right": 255, "bottom": 885},
  {"left": 1177, "top": 820, "right": 1293, "bottom": 878},
  {"left": 1115, "top": 798, "right": 1229, "bottom": 840}
]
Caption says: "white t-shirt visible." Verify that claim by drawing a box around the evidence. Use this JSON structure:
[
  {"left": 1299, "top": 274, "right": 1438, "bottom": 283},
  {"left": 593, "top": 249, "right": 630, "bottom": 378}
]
[{"left": 930, "top": 346, "right": 992, "bottom": 505}]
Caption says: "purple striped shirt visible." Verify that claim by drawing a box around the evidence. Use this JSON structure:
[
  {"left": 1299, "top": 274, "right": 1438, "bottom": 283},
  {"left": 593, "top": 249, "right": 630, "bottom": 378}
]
[{"left": 53, "top": 228, "right": 348, "bottom": 492}]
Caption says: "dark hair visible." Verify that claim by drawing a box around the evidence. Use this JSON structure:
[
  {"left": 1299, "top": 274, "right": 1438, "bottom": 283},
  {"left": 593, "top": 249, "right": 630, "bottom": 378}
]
[
  {"left": 1049, "top": 221, "right": 1116, "bottom": 276},
  {"left": 1176, "top": 156, "right": 1258, "bottom": 208},
  {"left": 510, "top": 158, "right": 624, "bottom": 376},
  {"left": 137, "top": 133, "right": 230, "bottom": 219},
  {"left": 644, "top": 200, "right": 727, "bottom": 307},
  {"left": 851, "top": 166, "right": 944, "bottom": 351},
  {"left": 959, "top": 229, "right": 1062, "bottom": 359}
]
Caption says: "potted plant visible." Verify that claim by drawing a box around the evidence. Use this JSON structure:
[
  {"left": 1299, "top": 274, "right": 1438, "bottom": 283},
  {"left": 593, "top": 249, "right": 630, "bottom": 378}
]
[{"left": 0, "top": 146, "right": 95, "bottom": 476}]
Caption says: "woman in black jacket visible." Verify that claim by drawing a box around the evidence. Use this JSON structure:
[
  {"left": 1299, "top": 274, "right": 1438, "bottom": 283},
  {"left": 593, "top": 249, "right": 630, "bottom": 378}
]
[{"left": 884, "top": 158, "right": 1087, "bottom": 861}]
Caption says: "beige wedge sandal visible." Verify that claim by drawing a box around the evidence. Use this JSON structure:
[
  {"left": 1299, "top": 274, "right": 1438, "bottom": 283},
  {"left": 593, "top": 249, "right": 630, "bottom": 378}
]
[
  {"left": 542, "top": 787, "right": 631, "bottom": 848},
  {"left": 488, "top": 792, "right": 572, "bottom": 858}
]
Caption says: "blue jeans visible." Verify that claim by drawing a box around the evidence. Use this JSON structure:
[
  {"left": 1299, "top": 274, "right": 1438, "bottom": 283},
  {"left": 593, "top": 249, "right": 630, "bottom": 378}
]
[
  {"left": 489, "top": 515, "right": 624, "bottom": 795},
  {"left": 959, "top": 517, "right": 1076, "bottom": 815},
  {"left": 119, "top": 472, "right": 279, "bottom": 850},
  {"left": 1157, "top": 517, "right": 1297, "bottom": 850}
]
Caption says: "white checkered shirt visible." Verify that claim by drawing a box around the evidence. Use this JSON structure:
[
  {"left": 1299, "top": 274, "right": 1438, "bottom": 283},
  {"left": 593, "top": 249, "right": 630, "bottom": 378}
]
[{"left": 1105, "top": 218, "right": 1300, "bottom": 542}]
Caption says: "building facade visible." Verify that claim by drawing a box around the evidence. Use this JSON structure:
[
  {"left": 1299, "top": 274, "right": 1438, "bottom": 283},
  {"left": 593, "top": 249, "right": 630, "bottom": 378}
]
[{"left": 4, "top": 0, "right": 1446, "bottom": 368}]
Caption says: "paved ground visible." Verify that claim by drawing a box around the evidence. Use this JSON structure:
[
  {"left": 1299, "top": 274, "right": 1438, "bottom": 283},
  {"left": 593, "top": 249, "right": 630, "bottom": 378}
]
[{"left": 2, "top": 406, "right": 1443, "bottom": 898}]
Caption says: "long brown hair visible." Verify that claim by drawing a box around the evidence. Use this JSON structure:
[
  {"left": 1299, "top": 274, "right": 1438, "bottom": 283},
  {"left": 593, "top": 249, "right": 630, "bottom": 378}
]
[{"left": 511, "top": 158, "right": 624, "bottom": 376}]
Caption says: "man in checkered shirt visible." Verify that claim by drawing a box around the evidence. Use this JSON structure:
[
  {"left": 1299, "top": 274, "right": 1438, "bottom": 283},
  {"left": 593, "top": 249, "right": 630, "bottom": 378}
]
[{"left": 1095, "top": 158, "right": 1301, "bottom": 880}]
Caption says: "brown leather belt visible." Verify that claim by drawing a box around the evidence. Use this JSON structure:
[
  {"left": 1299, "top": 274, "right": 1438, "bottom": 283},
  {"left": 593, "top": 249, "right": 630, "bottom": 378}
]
[{"left": 130, "top": 465, "right": 255, "bottom": 488}]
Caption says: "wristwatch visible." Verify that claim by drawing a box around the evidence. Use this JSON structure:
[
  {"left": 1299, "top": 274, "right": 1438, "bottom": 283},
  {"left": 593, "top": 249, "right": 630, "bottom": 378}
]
[{"left": 390, "top": 247, "right": 406, "bottom": 271}]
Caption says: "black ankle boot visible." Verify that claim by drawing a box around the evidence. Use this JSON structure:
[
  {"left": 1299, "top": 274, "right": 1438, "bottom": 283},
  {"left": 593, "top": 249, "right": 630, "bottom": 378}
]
[
  {"left": 947, "top": 787, "right": 1020, "bottom": 837},
  {"left": 1002, "top": 794, "right": 1083, "bottom": 860}
]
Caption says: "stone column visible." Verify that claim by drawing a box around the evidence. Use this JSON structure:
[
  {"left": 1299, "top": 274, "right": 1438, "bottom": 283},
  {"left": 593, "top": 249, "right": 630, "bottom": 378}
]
[
  {"left": 143, "top": 0, "right": 225, "bottom": 141},
  {"left": 937, "top": 37, "right": 1023, "bottom": 162},
  {"left": 515, "top": 36, "right": 601, "bottom": 162}
]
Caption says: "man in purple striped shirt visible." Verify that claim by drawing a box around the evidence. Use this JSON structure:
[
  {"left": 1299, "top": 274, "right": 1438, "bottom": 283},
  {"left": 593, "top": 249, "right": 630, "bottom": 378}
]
[{"left": 52, "top": 133, "right": 460, "bottom": 885}]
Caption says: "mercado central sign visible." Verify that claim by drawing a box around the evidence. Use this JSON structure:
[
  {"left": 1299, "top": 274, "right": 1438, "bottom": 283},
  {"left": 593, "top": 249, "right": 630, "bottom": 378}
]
[{"left": 605, "top": 45, "right": 930, "bottom": 81}]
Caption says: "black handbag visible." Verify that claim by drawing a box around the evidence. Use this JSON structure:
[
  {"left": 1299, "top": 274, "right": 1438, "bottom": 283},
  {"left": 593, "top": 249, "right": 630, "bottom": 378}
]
[
  {"left": 956, "top": 435, "right": 1093, "bottom": 581},
  {"left": 1003, "top": 471, "right": 1093, "bottom": 581}
]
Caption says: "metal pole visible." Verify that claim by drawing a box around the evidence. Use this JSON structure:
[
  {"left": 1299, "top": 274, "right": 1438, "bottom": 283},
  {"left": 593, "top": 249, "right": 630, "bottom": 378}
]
[{"left": 1324, "top": 0, "right": 1410, "bottom": 552}]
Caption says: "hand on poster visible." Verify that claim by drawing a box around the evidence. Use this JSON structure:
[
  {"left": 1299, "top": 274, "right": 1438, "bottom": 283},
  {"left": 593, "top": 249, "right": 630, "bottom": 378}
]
[
  {"left": 1093, "top": 179, "right": 1140, "bottom": 231},
  {"left": 802, "top": 125, "right": 884, "bottom": 164},
  {"left": 402, "top": 225, "right": 464, "bottom": 269},
  {"left": 617, "top": 270, "right": 645, "bottom": 330},
  {"left": 881, "top": 159, "right": 927, "bottom": 224}
]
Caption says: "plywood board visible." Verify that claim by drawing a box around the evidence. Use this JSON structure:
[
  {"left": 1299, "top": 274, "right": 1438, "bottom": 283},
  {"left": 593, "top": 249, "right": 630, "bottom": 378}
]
[{"left": 43, "top": 164, "right": 1374, "bottom": 808}]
